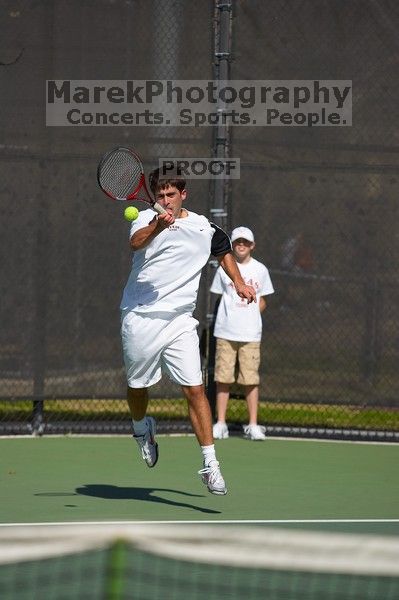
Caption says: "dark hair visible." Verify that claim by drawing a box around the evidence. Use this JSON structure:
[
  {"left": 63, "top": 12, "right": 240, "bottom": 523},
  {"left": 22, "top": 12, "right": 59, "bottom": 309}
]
[{"left": 148, "top": 164, "right": 186, "bottom": 194}]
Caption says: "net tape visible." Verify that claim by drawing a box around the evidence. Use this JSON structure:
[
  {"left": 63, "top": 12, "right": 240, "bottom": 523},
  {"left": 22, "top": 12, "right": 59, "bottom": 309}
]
[{"left": 0, "top": 524, "right": 398, "bottom": 577}]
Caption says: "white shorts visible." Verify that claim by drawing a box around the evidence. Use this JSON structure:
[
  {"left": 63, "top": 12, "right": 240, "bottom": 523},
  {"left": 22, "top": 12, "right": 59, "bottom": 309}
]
[{"left": 121, "top": 311, "right": 203, "bottom": 388}]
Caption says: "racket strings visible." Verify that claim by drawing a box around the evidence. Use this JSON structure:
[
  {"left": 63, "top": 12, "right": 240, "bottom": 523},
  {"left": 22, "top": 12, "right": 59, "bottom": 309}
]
[{"left": 99, "top": 150, "right": 143, "bottom": 199}]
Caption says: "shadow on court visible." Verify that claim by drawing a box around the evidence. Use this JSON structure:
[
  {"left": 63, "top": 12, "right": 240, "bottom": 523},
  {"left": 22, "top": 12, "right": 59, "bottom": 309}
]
[
  {"left": 76, "top": 484, "right": 221, "bottom": 514},
  {"left": 36, "top": 485, "right": 221, "bottom": 514}
]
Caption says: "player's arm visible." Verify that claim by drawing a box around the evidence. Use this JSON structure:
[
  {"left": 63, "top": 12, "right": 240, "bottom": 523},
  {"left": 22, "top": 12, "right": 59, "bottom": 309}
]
[
  {"left": 210, "top": 222, "right": 256, "bottom": 303},
  {"left": 130, "top": 213, "right": 174, "bottom": 250},
  {"left": 218, "top": 252, "right": 257, "bottom": 304}
]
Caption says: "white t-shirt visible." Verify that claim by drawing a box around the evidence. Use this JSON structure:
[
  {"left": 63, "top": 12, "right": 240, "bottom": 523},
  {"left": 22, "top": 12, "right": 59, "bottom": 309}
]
[
  {"left": 210, "top": 257, "right": 274, "bottom": 342},
  {"left": 121, "top": 209, "right": 231, "bottom": 316}
]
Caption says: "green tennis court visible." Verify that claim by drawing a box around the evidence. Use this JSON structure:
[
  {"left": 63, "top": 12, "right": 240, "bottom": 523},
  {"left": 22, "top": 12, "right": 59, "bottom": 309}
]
[{"left": 1, "top": 436, "right": 398, "bottom": 535}]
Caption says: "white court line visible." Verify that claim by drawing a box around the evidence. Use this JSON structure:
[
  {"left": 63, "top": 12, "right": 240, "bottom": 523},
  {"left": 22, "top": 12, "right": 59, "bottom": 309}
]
[
  {"left": 269, "top": 436, "right": 399, "bottom": 446},
  {"left": 1, "top": 519, "right": 399, "bottom": 528},
  {"left": 0, "top": 434, "right": 397, "bottom": 446}
]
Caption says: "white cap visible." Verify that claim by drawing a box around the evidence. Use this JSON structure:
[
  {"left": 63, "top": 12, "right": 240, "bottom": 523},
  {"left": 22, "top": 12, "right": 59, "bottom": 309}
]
[{"left": 231, "top": 226, "right": 255, "bottom": 243}]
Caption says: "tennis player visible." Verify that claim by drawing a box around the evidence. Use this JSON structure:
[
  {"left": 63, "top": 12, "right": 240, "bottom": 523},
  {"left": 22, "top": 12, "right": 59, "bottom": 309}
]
[
  {"left": 120, "top": 169, "right": 256, "bottom": 495},
  {"left": 211, "top": 227, "right": 274, "bottom": 441}
]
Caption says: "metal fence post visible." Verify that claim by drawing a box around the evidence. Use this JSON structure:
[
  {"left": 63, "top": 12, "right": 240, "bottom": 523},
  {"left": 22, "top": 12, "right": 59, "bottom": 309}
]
[
  {"left": 31, "top": 4, "right": 55, "bottom": 435},
  {"left": 206, "top": 0, "right": 233, "bottom": 418}
]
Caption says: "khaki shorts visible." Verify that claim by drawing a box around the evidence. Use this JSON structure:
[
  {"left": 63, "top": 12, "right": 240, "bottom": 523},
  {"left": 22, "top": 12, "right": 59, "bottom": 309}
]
[{"left": 214, "top": 338, "right": 261, "bottom": 386}]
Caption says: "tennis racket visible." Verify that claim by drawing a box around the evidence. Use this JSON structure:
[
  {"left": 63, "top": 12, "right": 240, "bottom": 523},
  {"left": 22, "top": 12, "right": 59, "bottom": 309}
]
[{"left": 97, "top": 147, "right": 167, "bottom": 215}]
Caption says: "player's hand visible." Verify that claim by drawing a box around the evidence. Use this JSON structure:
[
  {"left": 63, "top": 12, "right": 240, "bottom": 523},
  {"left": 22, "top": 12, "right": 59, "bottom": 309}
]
[
  {"left": 235, "top": 282, "right": 257, "bottom": 304},
  {"left": 156, "top": 212, "right": 175, "bottom": 229}
]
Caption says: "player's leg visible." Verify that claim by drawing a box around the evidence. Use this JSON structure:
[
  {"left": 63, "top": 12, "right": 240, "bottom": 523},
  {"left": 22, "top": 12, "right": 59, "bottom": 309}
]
[
  {"left": 162, "top": 320, "right": 211, "bottom": 441},
  {"left": 127, "top": 386, "right": 148, "bottom": 420},
  {"left": 237, "top": 342, "right": 266, "bottom": 441},
  {"left": 162, "top": 315, "right": 227, "bottom": 494},
  {"left": 126, "top": 386, "right": 158, "bottom": 466},
  {"left": 181, "top": 384, "right": 213, "bottom": 446},
  {"left": 182, "top": 384, "right": 227, "bottom": 495},
  {"left": 121, "top": 311, "right": 163, "bottom": 467},
  {"left": 213, "top": 338, "right": 237, "bottom": 439}
]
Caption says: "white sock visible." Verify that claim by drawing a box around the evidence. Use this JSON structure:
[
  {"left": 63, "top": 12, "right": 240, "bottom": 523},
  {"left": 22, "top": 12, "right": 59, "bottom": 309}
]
[
  {"left": 132, "top": 417, "right": 147, "bottom": 437},
  {"left": 201, "top": 444, "right": 217, "bottom": 467}
]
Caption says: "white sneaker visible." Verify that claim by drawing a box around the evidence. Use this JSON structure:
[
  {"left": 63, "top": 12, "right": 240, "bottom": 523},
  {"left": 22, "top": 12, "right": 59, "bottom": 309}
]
[
  {"left": 198, "top": 460, "right": 227, "bottom": 495},
  {"left": 243, "top": 424, "right": 267, "bottom": 441},
  {"left": 133, "top": 417, "right": 159, "bottom": 468},
  {"left": 213, "top": 422, "right": 229, "bottom": 439}
]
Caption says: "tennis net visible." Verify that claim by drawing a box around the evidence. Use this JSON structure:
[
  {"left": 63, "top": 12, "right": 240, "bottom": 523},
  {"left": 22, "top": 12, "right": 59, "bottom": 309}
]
[{"left": 0, "top": 523, "right": 398, "bottom": 599}]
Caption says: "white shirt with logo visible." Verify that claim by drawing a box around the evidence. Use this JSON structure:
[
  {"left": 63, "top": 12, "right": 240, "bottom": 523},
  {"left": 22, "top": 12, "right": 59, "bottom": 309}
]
[
  {"left": 121, "top": 209, "right": 230, "bottom": 316},
  {"left": 210, "top": 257, "right": 274, "bottom": 342}
]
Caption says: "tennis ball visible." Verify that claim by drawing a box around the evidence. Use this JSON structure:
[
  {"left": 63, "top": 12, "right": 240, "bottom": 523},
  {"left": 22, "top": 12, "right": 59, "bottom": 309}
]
[{"left": 124, "top": 206, "right": 139, "bottom": 221}]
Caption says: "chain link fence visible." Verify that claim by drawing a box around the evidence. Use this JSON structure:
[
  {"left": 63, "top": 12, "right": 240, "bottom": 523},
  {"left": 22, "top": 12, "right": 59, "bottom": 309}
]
[
  {"left": 216, "top": 0, "right": 399, "bottom": 439},
  {"left": 0, "top": 0, "right": 398, "bottom": 439}
]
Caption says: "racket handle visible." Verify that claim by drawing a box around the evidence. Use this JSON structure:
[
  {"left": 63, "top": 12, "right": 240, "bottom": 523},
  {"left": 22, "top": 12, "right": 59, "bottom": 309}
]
[{"left": 152, "top": 202, "right": 168, "bottom": 215}]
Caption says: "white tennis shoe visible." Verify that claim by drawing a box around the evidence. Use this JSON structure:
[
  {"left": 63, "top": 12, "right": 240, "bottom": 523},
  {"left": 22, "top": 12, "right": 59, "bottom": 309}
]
[
  {"left": 213, "top": 422, "right": 229, "bottom": 439},
  {"left": 243, "top": 424, "right": 267, "bottom": 441},
  {"left": 133, "top": 417, "right": 159, "bottom": 468},
  {"left": 198, "top": 460, "right": 227, "bottom": 495}
]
